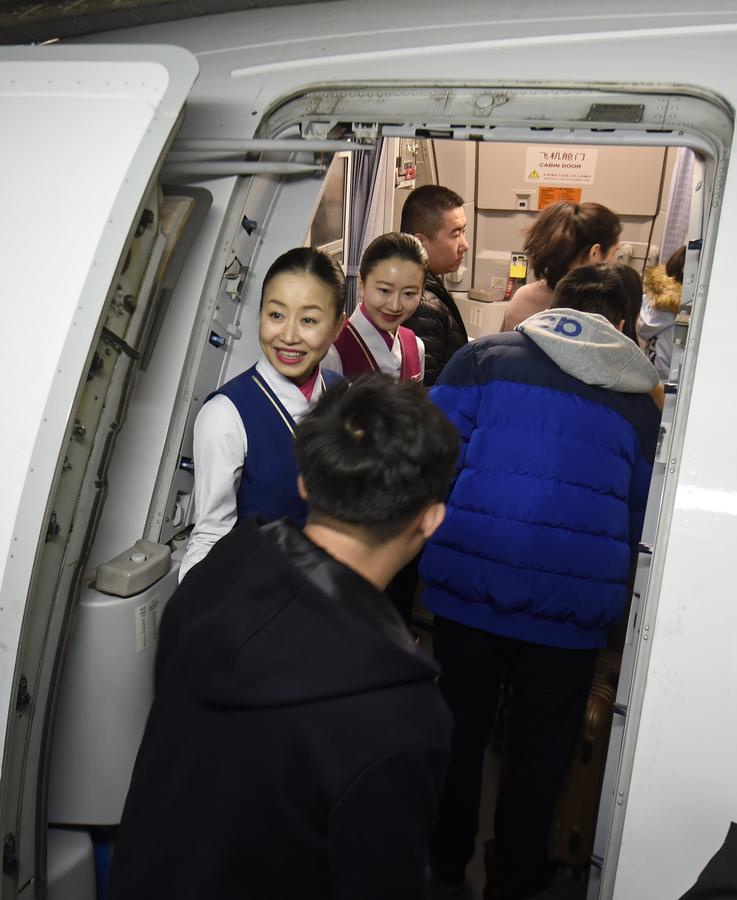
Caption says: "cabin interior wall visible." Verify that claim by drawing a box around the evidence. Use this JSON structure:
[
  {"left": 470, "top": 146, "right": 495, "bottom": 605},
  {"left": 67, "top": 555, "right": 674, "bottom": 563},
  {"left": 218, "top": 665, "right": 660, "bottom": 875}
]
[{"left": 474, "top": 141, "right": 665, "bottom": 282}]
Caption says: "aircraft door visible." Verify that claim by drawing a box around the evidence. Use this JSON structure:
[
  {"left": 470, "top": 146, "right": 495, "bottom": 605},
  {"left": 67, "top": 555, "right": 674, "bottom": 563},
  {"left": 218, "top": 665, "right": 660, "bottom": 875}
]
[{"left": 0, "top": 44, "right": 198, "bottom": 899}]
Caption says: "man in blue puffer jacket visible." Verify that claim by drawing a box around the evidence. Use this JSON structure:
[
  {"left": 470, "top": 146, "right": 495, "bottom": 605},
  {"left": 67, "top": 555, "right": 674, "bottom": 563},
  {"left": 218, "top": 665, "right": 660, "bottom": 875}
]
[{"left": 422, "top": 264, "right": 661, "bottom": 900}]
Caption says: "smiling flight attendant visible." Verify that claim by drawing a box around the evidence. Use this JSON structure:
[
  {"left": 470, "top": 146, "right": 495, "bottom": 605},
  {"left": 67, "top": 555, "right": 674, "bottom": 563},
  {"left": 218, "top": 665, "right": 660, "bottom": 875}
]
[
  {"left": 324, "top": 232, "right": 427, "bottom": 383},
  {"left": 179, "top": 247, "right": 346, "bottom": 582}
]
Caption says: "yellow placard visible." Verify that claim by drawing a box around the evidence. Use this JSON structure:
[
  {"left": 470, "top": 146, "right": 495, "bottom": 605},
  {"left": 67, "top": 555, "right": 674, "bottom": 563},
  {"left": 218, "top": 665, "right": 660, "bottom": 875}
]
[{"left": 510, "top": 264, "right": 527, "bottom": 279}]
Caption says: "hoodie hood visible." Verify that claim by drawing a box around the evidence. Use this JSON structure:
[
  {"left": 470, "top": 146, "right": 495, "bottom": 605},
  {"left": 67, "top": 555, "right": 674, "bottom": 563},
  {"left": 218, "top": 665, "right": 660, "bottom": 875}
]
[
  {"left": 171, "top": 519, "right": 437, "bottom": 710},
  {"left": 517, "top": 308, "right": 658, "bottom": 393},
  {"left": 643, "top": 264, "right": 682, "bottom": 314}
]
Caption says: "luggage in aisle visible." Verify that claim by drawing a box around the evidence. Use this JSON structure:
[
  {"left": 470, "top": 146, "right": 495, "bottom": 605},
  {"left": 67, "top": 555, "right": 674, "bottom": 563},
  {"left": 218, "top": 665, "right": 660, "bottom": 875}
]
[{"left": 549, "top": 649, "right": 621, "bottom": 868}]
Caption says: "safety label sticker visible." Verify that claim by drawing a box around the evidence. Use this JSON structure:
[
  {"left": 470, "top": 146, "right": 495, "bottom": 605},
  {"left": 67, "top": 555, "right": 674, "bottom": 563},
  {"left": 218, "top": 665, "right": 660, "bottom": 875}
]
[
  {"left": 135, "top": 595, "right": 160, "bottom": 653},
  {"left": 538, "top": 186, "right": 583, "bottom": 209},
  {"left": 525, "top": 146, "right": 598, "bottom": 185}
]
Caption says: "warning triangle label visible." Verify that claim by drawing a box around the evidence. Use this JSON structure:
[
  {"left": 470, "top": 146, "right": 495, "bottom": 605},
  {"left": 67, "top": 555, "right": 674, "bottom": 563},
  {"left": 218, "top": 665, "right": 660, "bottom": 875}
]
[{"left": 528, "top": 169, "right": 540, "bottom": 179}]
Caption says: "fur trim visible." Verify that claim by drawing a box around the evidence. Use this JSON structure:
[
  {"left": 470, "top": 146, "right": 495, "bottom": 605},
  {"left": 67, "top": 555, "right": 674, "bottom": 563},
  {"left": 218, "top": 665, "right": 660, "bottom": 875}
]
[{"left": 643, "top": 264, "right": 682, "bottom": 314}]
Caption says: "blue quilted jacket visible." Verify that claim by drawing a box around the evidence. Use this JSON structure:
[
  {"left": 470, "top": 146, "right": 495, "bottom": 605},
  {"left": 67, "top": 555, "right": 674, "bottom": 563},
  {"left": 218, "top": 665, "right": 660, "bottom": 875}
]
[{"left": 420, "top": 313, "right": 661, "bottom": 649}]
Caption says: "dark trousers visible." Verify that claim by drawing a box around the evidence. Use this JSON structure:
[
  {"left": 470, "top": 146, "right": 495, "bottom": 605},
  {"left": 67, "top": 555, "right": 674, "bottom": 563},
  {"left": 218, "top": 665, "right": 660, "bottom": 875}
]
[{"left": 430, "top": 616, "right": 597, "bottom": 900}]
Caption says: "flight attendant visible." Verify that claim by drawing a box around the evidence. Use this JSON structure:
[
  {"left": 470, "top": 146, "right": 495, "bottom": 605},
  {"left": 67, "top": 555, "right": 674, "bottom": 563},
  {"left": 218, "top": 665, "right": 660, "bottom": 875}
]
[
  {"left": 179, "top": 247, "right": 345, "bottom": 582},
  {"left": 324, "top": 232, "right": 426, "bottom": 382}
]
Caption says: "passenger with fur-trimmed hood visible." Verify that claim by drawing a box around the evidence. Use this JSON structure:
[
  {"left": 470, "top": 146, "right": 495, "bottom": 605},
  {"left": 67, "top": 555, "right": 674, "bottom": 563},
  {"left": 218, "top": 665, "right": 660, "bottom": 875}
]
[
  {"left": 421, "top": 264, "right": 661, "bottom": 900},
  {"left": 637, "top": 245, "right": 686, "bottom": 381}
]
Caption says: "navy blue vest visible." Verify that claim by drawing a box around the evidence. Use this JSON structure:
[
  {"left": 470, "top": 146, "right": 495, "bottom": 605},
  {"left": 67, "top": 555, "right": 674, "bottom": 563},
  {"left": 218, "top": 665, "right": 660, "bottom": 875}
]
[
  {"left": 213, "top": 365, "right": 305, "bottom": 526},
  {"left": 212, "top": 365, "right": 342, "bottom": 528}
]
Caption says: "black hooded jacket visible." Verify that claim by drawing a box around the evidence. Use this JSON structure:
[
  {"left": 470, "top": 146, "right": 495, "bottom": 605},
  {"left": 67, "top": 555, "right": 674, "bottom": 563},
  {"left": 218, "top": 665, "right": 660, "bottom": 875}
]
[{"left": 108, "top": 518, "right": 452, "bottom": 900}]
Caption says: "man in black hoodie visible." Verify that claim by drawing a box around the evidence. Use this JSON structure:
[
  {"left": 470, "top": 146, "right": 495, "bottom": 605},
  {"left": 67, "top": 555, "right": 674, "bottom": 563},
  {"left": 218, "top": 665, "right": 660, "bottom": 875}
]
[{"left": 108, "top": 375, "right": 459, "bottom": 900}]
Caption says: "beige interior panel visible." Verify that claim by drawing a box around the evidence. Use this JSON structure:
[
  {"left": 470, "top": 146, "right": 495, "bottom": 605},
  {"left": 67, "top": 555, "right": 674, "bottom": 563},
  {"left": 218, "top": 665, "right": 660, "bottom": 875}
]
[
  {"left": 432, "top": 139, "right": 477, "bottom": 203},
  {"left": 474, "top": 211, "right": 654, "bottom": 284},
  {"left": 477, "top": 142, "right": 666, "bottom": 216}
]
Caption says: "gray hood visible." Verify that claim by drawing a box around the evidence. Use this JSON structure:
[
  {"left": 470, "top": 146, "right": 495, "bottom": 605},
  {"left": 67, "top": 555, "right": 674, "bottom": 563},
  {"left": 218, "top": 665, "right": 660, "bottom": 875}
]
[{"left": 517, "top": 308, "right": 658, "bottom": 393}]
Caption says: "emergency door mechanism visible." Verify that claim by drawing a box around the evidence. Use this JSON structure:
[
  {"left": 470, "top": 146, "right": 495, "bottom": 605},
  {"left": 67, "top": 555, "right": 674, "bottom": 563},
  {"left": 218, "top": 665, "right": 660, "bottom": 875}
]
[{"left": 224, "top": 256, "right": 247, "bottom": 302}]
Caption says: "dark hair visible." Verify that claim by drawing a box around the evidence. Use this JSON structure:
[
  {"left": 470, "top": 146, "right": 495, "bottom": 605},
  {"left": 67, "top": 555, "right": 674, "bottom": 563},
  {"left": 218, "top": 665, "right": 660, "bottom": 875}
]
[
  {"left": 552, "top": 264, "right": 628, "bottom": 326},
  {"left": 665, "top": 245, "right": 686, "bottom": 284},
  {"left": 359, "top": 232, "right": 429, "bottom": 282},
  {"left": 400, "top": 184, "right": 465, "bottom": 238},
  {"left": 524, "top": 201, "right": 622, "bottom": 289},
  {"left": 611, "top": 263, "right": 643, "bottom": 342},
  {"left": 294, "top": 374, "right": 459, "bottom": 541},
  {"left": 260, "top": 247, "right": 346, "bottom": 318}
]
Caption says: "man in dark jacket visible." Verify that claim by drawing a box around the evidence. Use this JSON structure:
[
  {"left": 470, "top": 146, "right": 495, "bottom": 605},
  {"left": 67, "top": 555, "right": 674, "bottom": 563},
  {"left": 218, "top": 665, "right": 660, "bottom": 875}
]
[
  {"left": 385, "top": 185, "right": 471, "bottom": 626},
  {"left": 421, "top": 265, "right": 662, "bottom": 900},
  {"left": 401, "top": 184, "right": 470, "bottom": 387},
  {"left": 108, "top": 376, "right": 459, "bottom": 900}
]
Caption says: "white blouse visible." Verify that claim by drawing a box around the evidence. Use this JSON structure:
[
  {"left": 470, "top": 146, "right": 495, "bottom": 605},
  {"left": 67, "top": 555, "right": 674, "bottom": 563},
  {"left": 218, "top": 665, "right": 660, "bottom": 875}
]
[{"left": 179, "top": 354, "right": 330, "bottom": 582}]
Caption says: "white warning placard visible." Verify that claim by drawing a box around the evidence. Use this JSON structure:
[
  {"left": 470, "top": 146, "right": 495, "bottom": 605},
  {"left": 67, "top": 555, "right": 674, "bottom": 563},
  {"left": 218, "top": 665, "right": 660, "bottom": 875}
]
[{"left": 525, "top": 146, "right": 598, "bottom": 185}]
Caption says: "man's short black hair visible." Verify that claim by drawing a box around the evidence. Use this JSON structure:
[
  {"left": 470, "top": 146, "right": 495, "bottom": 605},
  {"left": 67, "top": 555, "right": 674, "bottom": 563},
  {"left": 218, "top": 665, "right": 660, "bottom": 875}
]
[
  {"left": 294, "top": 374, "right": 459, "bottom": 542},
  {"left": 400, "top": 185, "right": 465, "bottom": 238},
  {"left": 551, "top": 264, "right": 628, "bottom": 326}
]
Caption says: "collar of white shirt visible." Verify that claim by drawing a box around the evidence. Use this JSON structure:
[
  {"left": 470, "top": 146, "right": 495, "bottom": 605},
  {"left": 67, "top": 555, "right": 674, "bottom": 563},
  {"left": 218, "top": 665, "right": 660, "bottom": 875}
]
[
  {"left": 351, "top": 306, "right": 402, "bottom": 375},
  {"left": 255, "top": 353, "right": 326, "bottom": 423}
]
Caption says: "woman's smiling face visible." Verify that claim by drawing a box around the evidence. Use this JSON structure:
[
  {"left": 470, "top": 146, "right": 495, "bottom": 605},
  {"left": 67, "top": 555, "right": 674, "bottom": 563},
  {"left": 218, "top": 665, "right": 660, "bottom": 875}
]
[
  {"left": 360, "top": 257, "right": 425, "bottom": 333},
  {"left": 259, "top": 273, "right": 343, "bottom": 385}
]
